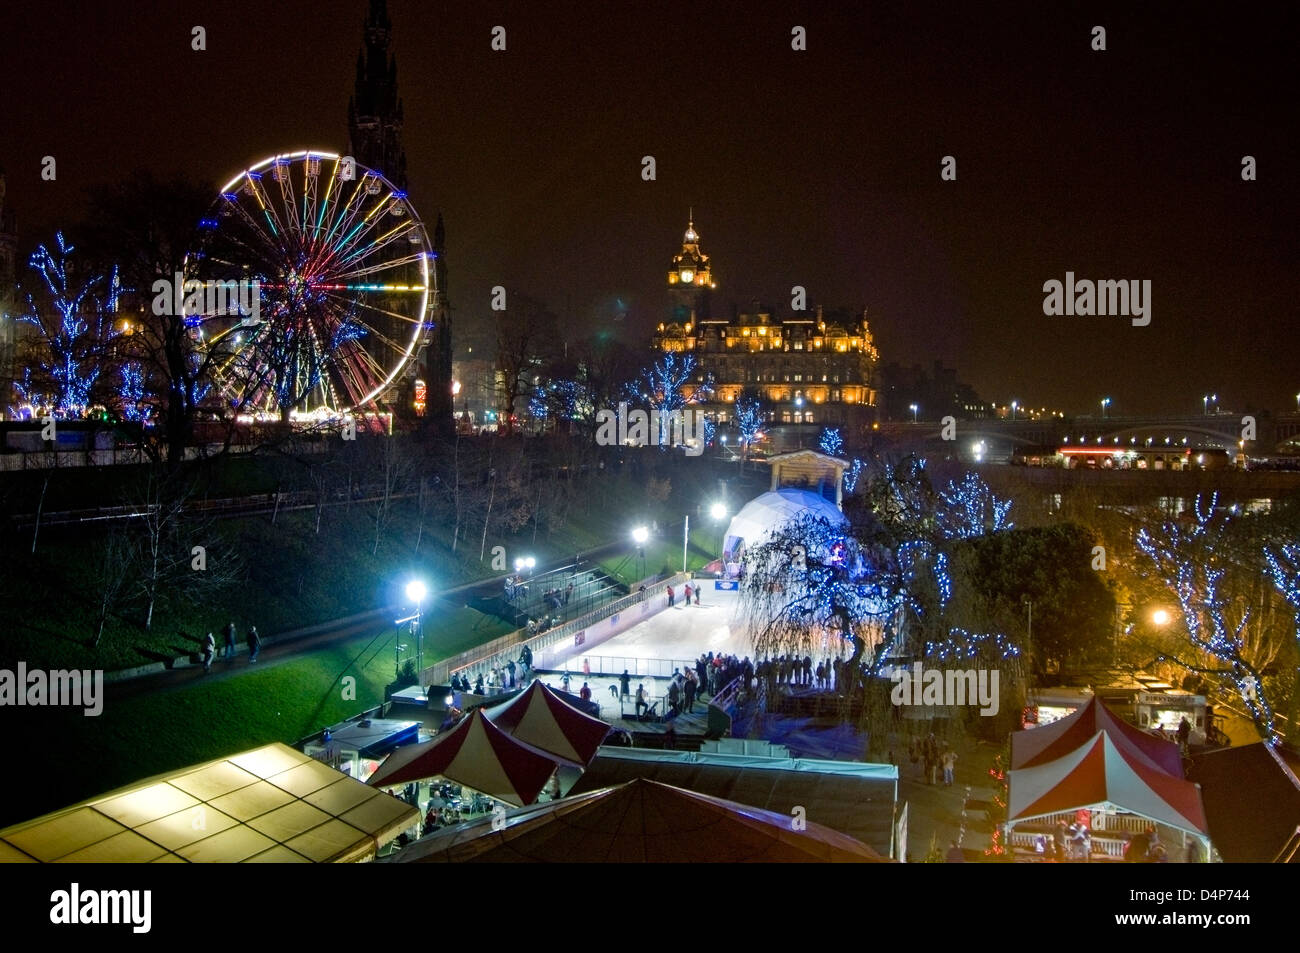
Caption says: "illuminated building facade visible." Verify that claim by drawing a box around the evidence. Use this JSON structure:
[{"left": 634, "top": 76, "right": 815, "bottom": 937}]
[{"left": 654, "top": 215, "right": 879, "bottom": 432}]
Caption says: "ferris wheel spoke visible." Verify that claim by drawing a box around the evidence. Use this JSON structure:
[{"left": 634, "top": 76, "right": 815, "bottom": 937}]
[
  {"left": 313, "top": 213, "right": 392, "bottom": 277},
  {"left": 273, "top": 162, "right": 302, "bottom": 238},
  {"left": 240, "top": 174, "right": 292, "bottom": 249},
  {"left": 308, "top": 158, "right": 346, "bottom": 251},
  {"left": 322, "top": 292, "right": 426, "bottom": 337},
  {"left": 345, "top": 338, "right": 399, "bottom": 390},
  {"left": 300, "top": 161, "right": 319, "bottom": 241},
  {"left": 315, "top": 178, "right": 374, "bottom": 268},
  {"left": 327, "top": 252, "right": 430, "bottom": 281},
  {"left": 330, "top": 341, "right": 383, "bottom": 405},
  {"left": 314, "top": 190, "right": 412, "bottom": 273},
  {"left": 332, "top": 219, "right": 425, "bottom": 273},
  {"left": 219, "top": 194, "right": 290, "bottom": 264}
]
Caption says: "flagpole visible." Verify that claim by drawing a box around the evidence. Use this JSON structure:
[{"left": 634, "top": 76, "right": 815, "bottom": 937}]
[{"left": 683, "top": 515, "right": 689, "bottom": 573}]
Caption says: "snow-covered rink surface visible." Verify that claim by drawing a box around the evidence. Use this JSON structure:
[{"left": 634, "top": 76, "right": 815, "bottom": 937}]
[{"left": 559, "top": 585, "right": 751, "bottom": 677}]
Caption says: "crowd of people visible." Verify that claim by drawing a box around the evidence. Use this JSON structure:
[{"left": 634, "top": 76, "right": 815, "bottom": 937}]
[
  {"left": 908, "top": 732, "right": 958, "bottom": 785},
  {"left": 450, "top": 644, "right": 535, "bottom": 697}
]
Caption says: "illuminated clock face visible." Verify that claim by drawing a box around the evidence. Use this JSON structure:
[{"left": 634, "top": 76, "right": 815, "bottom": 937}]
[{"left": 680, "top": 269, "right": 694, "bottom": 283}]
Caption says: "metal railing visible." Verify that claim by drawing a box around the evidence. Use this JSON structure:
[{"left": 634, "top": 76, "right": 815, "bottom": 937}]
[
  {"left": 426, "top": 572, "right": 688, "bottom": 686},
  {"left": 547, "top": 656, "right": 699, "bottom": 679}
]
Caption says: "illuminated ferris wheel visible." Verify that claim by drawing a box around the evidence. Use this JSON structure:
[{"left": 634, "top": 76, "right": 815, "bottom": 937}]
[{"left": 186, "top": 150, "right": 434, "bottom": 421}]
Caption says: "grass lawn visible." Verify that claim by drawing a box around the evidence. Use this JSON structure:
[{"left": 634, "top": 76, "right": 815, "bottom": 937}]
[
  {"left": 0, "top": 605, "right": 510, "bottom": 829},
  {"left": 0, "top": 453, "right": 767, "bottom": 826}
]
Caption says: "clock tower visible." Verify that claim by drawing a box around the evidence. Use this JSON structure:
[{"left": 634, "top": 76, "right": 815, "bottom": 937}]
[{"left": 667, "top": 211, "right": 716, "bottom": 322}]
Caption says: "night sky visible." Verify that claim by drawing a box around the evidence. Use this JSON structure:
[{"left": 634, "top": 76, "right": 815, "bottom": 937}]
[{"left": 1, "top": 1, "right": 1296, "bottom": 416}]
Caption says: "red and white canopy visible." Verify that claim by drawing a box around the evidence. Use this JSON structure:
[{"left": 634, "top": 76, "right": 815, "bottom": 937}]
[
  {"left": 1014, "top": 696, "right": 1184, "bottom": 777},
  {"left": 385, "top": 778, "right": 888, "bottom": 863},
  {"left": 366, "top": 709, "right": 558, "bottom": 807},
  {"left": 482, "top": 681, "right": 610, "bottom": 767},
  {"left": 1008, "top": 730, "right": 1208, "bottom": 835}
]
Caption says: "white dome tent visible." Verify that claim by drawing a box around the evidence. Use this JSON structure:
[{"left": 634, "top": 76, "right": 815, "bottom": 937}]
[{"left": 722, "top": 488, "right": 847, "bottom": 576}]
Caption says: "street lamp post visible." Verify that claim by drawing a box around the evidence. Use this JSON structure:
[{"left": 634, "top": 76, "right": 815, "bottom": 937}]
[
  {"left": 404, "top": 579, "right": 428, "bottom": 673},
  {"left": 683, "top": 514, "right": 689, "bottom": 574},
  {"left": 1101, "top": 397, "right": 1110, "bottom": 419},
  {"left": 710, "top": 502, "right": 727, "bottom": 569},
  {"left": 632, "top": 526, "right": 649, "bottom": 583},
  {"left": 1011, "top": 400, "right": 1018, "bottom": 421},
  {"left": 910, "top": 403, "right": 918, "bottom": 423}
]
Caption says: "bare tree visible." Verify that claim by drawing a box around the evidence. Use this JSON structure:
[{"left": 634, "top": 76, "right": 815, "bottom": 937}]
[
  {"left": 92, "top": 529, "right": 132, "bottom": 648},
  {"left": 128, "top": 466, "right": 243, "bottom": 630},
  {"left": 495, "top": 295, "right": 558, "bottom": 435},
  {"left": 370, "top": 433, "right": 413, "bottom": 555}
]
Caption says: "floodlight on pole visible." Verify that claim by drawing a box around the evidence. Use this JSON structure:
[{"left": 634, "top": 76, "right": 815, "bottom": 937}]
[{"left": 405, "top": 579, "right": 428, "bottom": 673}]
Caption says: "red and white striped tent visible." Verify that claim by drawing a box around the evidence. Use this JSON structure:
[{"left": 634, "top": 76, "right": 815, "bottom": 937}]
[
  {"left": 1013, "top": 695, "right": 1185, "bottom": 777},
  {"left": 482, "top": 681, "right": 611, "bottom": 767},
  {"left": 382, "top": 778, "right": 888, "bottom": 864},
  {"left": 1008, "top": 730, "right": 1209, "bottom": 837},
  {"left": 366, "top": 709, "right": 558, "bottom": 807}
]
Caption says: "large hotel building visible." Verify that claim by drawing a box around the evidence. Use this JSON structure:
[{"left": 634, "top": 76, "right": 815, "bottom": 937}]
[{"left": 652, "top": 216, "right": 880, "bottom": 434}]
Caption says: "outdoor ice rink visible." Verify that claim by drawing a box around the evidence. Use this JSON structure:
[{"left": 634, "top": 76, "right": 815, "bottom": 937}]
[{"left": 569, "top": 584, "right": 748, "bottom": 672}]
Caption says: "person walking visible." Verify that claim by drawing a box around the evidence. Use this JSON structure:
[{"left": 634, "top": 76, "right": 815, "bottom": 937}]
[
  {"left": 684, "top": 582, "right": 693, "bottom": 606},
  {"left": 247, "top": 626, "right": 262, "bottom": 662},
  {"left": 201, "top": 632, "right": 216, "bottom": 673},
  {"left": 694, "top": 585, "right": 700, "bottom": 606},
  {"left": 667, "top": 678, "right": 681, "bottom": 717},
  {"left": 582, "top": 657, "right": 591, "bottom": 677},
  {"left": 667, "top": 585, "right": 675, "bottom": 607},
  {"left": 635, "top": 684, "right": 649, "bottom": 721},
  {"left": 579, "top": 682, "right": 592, "bottom": 702},
  {"left": 223, "top": 621, "right": 237, "bottom": 660},
  {"left": 941, "top": 747, "right": 958, "bottom": 786},
  {"left": 684, "top": 668, "right": 697, "bottom": 713},
  {"left": 620, "top": 669, "right": 631, "bottom": 700}
]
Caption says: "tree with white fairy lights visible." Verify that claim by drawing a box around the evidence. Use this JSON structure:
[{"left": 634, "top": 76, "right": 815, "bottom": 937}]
[
  {"left": 1263, "top": 538, "right": 1300, "bottom": 737},
  {"left": 818, "top": 426, "right": 844, "bottom": 456},
  {"left": 627, "top": 350, "right": 713, "bottom": 448},
  {"left": 11, "top": 232, "right": 118, "bottom": 417},
  {"left": 1136, "top": 494, "right": 1285, "bottom": 745},
  {"left": 732, "top": 388, "right": 764, "bottom": 468},
  {"left": 737, "top": 456, "right": 1025, "bottom": 744}
]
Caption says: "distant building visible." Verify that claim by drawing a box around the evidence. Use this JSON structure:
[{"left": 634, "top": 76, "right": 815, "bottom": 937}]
[
  {"left": 345, "top": 1, "right": 452, "bottom": 433},
  {"left": 451, "top": 352, "right": 497, "bottom": 430},
  {"left": 654, "top": 215, "right": 880, "bottom": 435},
  {"left": 877, "top": 360, "right": 990, "bottom": 422},
  {"left": 347, "top": 0, "right": 407, "bottom": 191}
]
